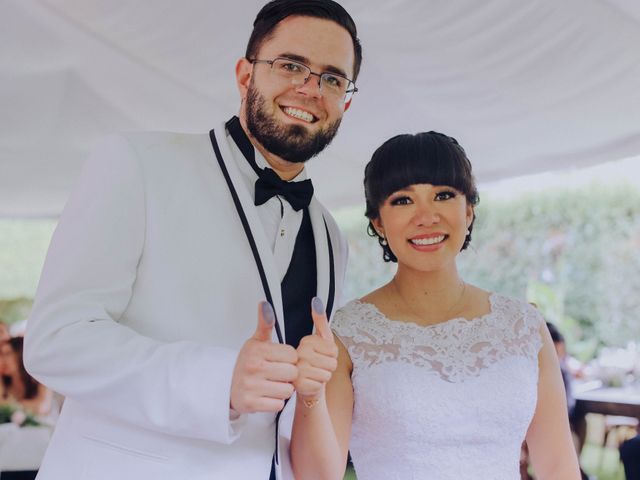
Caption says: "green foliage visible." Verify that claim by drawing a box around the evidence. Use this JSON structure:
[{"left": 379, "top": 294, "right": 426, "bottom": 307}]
[
  {"left": 0, "top": 219, "right": 57, "bottom": 300},
  {"left": 0, "top": 297, "right": 33, "bottom": 325},
  {"left": 0, "top": 219, "right": 55, "bottom": 325},
  {"left": 0, "top": 403, "right": 42, "bottom": 427},
  {"left": 333, "top": 206, "right": 395, "bottom": 301},
  {"left": 335, "top": 183, "right": 640, "bottom": 356}
]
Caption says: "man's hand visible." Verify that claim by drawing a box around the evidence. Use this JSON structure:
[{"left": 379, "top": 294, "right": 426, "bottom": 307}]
[
  {"left": 294, "top": 297, "right": 338, "bottom": 401},
  {"left": 230, "top": 301, "right": 298, "bottom": 414}
]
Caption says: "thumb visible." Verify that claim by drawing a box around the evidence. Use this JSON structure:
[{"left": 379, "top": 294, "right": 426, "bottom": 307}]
[
  {"left": 311, "top": 297, "right": 332, "bottom": 341},
  {"left": 254, "top": 301, "right": 275, "bottom": 342}
]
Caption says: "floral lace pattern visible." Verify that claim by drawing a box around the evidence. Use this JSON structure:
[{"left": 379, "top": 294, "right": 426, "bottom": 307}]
[
  {"left": 333, "top": 293, "right": 542, "bottom": 384},
  {"left": 331, "top": 293, "right": 543, "bottom": 480}
]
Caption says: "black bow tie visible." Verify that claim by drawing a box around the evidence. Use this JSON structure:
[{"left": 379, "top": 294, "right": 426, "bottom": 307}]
[
  {"left": 254, "top": 168, "right": 314, "bottom": 211},
  {"left": 223, "top": 116, "right": 313, "bottom": 211}
]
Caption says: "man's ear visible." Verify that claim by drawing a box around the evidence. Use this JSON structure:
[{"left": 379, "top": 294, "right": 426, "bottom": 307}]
[{"left": 235, "top": 57, "right": 253, "bottom": 100}]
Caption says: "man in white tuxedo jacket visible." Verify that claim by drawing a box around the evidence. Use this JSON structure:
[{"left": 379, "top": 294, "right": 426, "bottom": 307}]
[{"left": 24, "top": 1, "right": 362, "bottom": 478}]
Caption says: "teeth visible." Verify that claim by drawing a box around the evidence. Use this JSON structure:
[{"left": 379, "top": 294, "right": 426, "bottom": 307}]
[
  {"left": 411, "top": 235, "right": 445, "bottom": 246},
  {"left": 283, "top": 107, "right": 314, "bottom": 122}
]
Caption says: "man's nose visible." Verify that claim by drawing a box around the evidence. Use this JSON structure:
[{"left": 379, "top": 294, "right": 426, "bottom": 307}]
[{"left": 295, "top": 73, "right": 323, "bottom": 98}]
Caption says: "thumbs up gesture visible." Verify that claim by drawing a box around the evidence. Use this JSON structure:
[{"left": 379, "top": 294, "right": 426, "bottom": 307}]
[
  {"left": 230, "top": 301, "right": 298, "bottom": 414},
  {"left": 294, "top": 297, "right": 339, "bottom": 401}
]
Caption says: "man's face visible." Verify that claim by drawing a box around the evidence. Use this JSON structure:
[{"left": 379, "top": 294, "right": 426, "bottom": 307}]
[{"left": 238, "top": 15, "right": 355, "bottom": 163}]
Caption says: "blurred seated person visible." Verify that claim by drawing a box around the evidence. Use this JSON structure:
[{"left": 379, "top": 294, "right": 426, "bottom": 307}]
[
  {"left": 620, "top": 434, "right": 640, "bottom": 480},
  {"left": 1, "top": 337, "right": 54, "bottom": 418},
  {"left": 545, "top": 324, "right": 576, "bottom": 418},
  {"left": 546, "top": 322, "right": 591, "bottom": 480},
  {"left": 521, "top": 321, "right": 589, "bottom": 480},
  {"left": 546, "top": 322, "right": 588, "bottom": 447}
]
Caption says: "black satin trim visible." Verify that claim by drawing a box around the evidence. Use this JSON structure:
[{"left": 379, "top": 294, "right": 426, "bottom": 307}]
[{"left": 209, "top": 128, "right": 284, "bottom": 344}]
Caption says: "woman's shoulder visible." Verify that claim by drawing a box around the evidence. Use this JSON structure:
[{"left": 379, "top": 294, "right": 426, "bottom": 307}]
[
  {"left": 331, "top": 286, "right": 388, "bottom": 331},
  {"left": 484, "top": 291, "right": 545, "bottom": 353},
  {"left": 487, "top": 292, "right": 544, "bottom": 323},
  {"left": 331, "top": 298, "right": 369, "bottom": 335}
]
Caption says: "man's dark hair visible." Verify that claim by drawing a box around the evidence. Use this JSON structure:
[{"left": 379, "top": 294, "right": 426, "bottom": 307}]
[
  {"left": 364, "top": 132, "right": 480, "bottom": 262},
  {"left": 246, "top": 0, "right": 363, "bottom": 81}
]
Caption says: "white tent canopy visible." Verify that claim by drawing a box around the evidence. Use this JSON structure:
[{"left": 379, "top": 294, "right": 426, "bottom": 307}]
[{"left": 2, "top": 0, "right": 640, "bottom": 217}]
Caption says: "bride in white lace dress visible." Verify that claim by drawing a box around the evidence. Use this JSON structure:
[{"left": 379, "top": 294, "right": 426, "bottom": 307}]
[{"left": 289, "top": 132, "right": 580, "bottom": 479}]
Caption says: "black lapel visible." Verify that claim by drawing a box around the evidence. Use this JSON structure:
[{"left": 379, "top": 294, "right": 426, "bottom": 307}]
[
  {"left": 323, "top": 218, "right": 336, "bottom": 320},
  {"left": 209, "top": 128, "right": 284, "bottom": 344}
]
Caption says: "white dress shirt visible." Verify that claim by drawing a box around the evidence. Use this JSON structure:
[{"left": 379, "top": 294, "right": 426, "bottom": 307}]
[{"left": 226, "top": 130, "right": 307, "bottom": 281}]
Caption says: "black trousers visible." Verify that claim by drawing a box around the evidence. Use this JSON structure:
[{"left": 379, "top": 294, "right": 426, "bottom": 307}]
[{"left": 621, "top": 435, "right": 640, "bottom": 480}]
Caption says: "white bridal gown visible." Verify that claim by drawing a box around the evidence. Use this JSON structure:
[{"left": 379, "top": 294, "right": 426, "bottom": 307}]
[{"left": 332, "top": 293, "right": 543, "bottom": 480}]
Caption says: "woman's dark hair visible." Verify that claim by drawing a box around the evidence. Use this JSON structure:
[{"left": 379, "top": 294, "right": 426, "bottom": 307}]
[
  {"left": 1, "top": 337, "right": 40, "bottom": 400},
  {"left": 246, "top": 0, "right": 363, "bottom": 81},
  {"left": 364, "top": 131, "right": 480, "bottom": 262}
]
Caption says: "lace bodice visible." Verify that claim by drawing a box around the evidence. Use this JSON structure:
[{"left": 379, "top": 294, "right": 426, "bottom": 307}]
[{"left": 331, "top": 293, "right": 543, "bottom": 480}]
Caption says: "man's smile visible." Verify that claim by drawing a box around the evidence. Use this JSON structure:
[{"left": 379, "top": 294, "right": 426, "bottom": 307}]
[{"left": 281, "top": 106, "right": 318, "bottom": 123}]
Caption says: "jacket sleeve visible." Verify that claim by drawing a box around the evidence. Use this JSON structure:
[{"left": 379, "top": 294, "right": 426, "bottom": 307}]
[{"left": 24, "top": 134, "right": 245, "bottom": 444}]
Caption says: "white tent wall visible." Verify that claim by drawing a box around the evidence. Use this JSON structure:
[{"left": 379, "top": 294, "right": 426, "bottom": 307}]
[{"left": 2, "top": 0, "right": 640, "bottom": 217}]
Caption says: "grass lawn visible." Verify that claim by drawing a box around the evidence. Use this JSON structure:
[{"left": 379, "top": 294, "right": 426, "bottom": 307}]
[{"left": 344, "top": 466, "right": 356, "bottom": 480}]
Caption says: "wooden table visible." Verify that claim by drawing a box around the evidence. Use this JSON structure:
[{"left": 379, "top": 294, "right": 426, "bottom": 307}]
[
  {"left": 569, "top": 386, "right": 640, "bottom": 454},
  {"left": 574, "top": 387, "right": 640, "bottom": 419}
]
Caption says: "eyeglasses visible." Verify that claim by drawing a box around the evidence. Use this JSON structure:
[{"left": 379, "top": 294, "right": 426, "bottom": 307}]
[{"left": 250, "top": 57, "right": 358, "bottom": 103}]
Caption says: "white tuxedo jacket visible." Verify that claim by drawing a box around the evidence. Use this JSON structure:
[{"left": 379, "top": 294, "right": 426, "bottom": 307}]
[{"left": 24, "top": 122, "right": 348, "bottom": 480}]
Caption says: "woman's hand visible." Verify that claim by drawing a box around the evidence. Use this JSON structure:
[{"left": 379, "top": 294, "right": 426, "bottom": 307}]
[{"left": 294, "top": 297, "right": 338, "bottom": 402}]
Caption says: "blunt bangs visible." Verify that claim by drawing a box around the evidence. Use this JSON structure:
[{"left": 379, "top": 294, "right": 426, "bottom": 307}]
[{"left": 364, "top": 132, "right": 478, "bottom": 220}]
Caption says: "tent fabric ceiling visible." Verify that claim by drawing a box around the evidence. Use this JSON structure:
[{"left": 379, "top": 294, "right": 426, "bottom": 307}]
[{"left": 2, "top": 0, "right": 640, "bottom": 217}]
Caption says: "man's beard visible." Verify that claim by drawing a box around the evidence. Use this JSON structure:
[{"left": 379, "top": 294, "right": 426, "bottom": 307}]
[{"left": 245, "top": 84, "right": 341, "bottom": 164}]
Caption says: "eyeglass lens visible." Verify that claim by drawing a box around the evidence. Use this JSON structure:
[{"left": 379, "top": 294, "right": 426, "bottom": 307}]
[{"left": 270, "top": 58, "right": 355, "bottom": 101}]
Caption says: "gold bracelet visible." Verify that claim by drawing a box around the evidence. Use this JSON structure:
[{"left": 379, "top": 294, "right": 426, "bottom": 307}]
[{"left": 301, "top": 397, "right": 320, "bottom": 409}]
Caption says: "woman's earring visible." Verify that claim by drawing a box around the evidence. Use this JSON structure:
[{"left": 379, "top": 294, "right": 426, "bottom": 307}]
[
  {"left": 381, "top": 236, "right": 387, "bottom": 246},
  {"left": 466, "top": 229, "right": 470, "bottom": 235}
]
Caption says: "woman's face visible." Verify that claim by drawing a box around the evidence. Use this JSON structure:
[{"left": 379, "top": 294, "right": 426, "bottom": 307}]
[{"left": 372, "top": 183, "right": 473, "bottom": 272}]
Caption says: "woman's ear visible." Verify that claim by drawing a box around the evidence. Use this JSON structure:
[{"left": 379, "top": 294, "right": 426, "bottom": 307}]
[
  {"left": 371, "top": 217, "right": 384, "bottom": 238},
  {"left": 466, "top": 204, "right": 474, "bottom": 228}
]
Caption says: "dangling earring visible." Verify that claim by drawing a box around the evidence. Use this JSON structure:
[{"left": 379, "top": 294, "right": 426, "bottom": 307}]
[
  {"left": 466, "top": 228, "right": 470, "bottom": 235},
  {"left": 381, "top": 236, "right": 387, "bottom": 246}
]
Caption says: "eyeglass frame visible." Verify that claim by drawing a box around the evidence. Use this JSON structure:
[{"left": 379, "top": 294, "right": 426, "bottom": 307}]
[{"left": 248, "top": 57, "right": 358, "bottom": 103}]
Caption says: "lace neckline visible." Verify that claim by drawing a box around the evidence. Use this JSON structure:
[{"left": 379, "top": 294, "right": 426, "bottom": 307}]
[{"left": 353, "top": 292, "right": 497, "bottom": 332}]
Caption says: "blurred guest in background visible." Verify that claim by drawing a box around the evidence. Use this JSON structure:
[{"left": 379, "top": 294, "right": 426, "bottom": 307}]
[
  {"left": 546, "top": 321, "right": 590, "bottom": 480},
  {"left": 1, "top": 337, "right": 53, "bottom": 418},
  {"left": 546, "top": 324, "right": 577, "bottom": 424}
]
